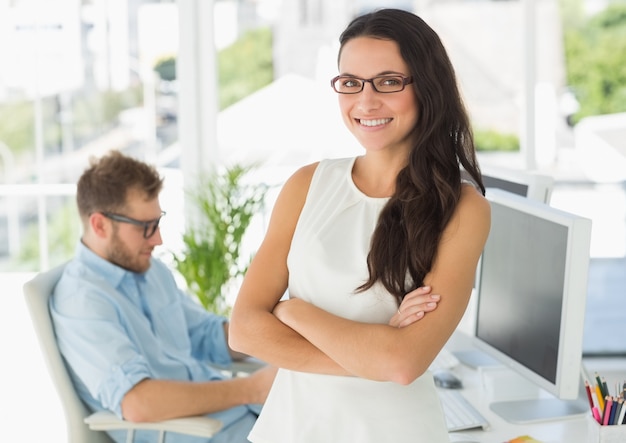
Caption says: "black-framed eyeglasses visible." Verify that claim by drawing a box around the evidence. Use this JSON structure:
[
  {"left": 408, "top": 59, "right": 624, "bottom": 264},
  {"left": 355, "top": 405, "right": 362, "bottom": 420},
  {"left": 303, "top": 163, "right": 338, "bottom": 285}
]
[
  {"left": 101, "top": 211, "right": 166, "bottom": 238},
  {"left": 330, "top": 75, "right": 413, "bottom": 94}
]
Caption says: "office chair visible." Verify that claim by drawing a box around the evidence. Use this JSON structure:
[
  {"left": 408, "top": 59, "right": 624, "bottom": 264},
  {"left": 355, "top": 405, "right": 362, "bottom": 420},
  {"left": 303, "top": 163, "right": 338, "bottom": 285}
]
[{"left": 23, "top": 262, "right": 223, "bottom": 443}]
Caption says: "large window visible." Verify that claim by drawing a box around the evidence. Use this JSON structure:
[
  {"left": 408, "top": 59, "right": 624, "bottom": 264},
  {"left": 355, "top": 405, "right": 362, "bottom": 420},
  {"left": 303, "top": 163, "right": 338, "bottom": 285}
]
[{"left": 0, "top": 0, "right": 183, "bottom": 271}]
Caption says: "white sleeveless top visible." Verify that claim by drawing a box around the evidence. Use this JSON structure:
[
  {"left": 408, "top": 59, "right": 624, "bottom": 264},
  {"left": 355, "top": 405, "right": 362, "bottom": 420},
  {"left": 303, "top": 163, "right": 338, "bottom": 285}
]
[{"left": 248, "top": 157, "right": 450, "bottom": 443}]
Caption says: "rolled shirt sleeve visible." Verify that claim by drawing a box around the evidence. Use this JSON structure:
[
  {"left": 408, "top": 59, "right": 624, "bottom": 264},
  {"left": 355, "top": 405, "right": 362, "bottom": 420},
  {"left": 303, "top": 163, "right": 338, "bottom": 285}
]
[{"left": 50, "top": 244, "right": 235, "bottom": 418}]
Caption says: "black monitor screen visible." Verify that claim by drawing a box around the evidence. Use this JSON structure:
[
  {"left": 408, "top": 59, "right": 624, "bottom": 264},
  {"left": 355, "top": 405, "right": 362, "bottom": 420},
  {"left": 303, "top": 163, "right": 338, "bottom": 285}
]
[
  {"left": 483, "top": 175, "right": 529, "bottom": 197},
  {"left": 475, "top": 202, "right": 568, "bottom": 384}
]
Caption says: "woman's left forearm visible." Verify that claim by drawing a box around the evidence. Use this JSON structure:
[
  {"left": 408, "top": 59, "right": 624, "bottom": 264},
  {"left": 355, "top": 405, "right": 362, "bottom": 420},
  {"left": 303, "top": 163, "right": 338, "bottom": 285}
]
[{"left": 273, "top": 299, "right": 423, "bottom": 382}]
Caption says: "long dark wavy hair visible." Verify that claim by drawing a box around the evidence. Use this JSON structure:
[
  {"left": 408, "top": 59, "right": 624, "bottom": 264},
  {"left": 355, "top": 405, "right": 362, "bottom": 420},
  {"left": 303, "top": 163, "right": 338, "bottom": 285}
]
[{"left": 341, "top": 9, "right": 486, "bottom": 303}]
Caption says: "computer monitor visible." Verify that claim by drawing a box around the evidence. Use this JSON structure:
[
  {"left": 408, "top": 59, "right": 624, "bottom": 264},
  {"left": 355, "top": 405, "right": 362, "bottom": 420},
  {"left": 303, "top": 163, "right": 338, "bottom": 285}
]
[
  {"left": 459, "top": 166, "right": 554, "bottom": 299},
  {"left": 472, "top": 189, "right": 592, "bottom": 423},
  {"left": 481, "top": 165, "right": 554, "bottom": 203}
]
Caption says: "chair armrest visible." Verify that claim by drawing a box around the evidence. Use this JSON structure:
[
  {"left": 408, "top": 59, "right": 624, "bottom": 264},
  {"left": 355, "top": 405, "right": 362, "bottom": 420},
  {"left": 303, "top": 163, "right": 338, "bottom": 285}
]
[
  {"left": 85, "top": 410, "right": 223, "bottom": 438},
  {"left": 215, "top": 357, "right": 266, "bottom": 377}
]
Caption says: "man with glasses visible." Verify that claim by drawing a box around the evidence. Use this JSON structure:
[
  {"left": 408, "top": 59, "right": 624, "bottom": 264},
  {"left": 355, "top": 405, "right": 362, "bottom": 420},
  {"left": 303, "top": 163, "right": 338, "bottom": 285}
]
[{"left": 51, "top": 150, "right": 276, "bottom": 443}]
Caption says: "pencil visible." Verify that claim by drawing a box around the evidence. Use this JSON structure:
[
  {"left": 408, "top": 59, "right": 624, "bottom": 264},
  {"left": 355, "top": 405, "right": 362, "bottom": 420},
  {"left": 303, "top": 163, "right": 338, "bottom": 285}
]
[
  {"left": 619, "top": 400, "right": 626, "bottom": 425},
  {"left": 608, "top": 397, "right": 618, "bottom": 425},
  {"left": 603, "top": 396, "right": 613, "bottom": 426},
  {"left": 585, "top": 380, "right": 595, "bottom": 410},
  {"left": 596, "top": 383, "right": 605, "bottom": 412},
  {"left": 592, "top": 406, "right": 602, "bottom": 424},
  {"left": 595, "top": 373, "right": 604, "bottom": 393},
  {"left": 612, "top": 398, "right": 623, "bottom": 425}
]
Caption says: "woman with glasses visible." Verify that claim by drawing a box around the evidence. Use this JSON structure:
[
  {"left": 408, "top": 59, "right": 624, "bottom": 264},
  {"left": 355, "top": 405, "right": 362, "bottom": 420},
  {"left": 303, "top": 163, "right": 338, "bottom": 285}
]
[{"left": 230, "top": 8, "right": 490, "bottom": 442}]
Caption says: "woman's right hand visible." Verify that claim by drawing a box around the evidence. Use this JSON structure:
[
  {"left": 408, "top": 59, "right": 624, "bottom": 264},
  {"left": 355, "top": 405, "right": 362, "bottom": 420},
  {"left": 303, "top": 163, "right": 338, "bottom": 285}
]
[{"left": 389, "top": 286, "right": 440, "bottom": 328}]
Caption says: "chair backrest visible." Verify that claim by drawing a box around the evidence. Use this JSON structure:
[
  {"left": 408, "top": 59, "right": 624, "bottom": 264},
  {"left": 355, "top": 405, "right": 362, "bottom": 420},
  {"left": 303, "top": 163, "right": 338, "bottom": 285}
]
[{"left": 23, "top": 263, "right": 114, "bottom": 443}]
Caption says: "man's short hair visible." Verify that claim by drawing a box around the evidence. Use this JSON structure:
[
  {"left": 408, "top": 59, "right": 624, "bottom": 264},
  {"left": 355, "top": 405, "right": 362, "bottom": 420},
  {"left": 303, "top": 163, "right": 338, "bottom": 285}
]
[{"left": 76, "top": 150, "right": 164, "bottom": 220}]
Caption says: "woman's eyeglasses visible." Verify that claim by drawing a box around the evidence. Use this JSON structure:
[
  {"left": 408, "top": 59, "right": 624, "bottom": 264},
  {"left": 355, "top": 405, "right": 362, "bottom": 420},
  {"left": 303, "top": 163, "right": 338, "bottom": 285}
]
[
  {"left": 330, "top": 75, "right": 413, "bottom": 94},
  {"left": 101, "top": 211, "right": 166, "bottom": 238}
]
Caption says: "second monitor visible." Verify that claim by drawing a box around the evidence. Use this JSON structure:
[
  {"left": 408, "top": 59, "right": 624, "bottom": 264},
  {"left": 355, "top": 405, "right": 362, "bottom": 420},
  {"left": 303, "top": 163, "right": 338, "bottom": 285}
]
[
  {"left": 481, "top": 165, "right": 554, "bottom": 203},
  {"left": 472, "top": 189, "right": 592, "bottom": 423}
]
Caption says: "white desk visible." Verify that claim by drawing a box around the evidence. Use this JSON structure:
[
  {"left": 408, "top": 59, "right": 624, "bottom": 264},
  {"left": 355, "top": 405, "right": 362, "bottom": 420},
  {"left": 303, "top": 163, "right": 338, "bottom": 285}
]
[{"left": 442, "top": 332, "right": 626, "bottom": 443}]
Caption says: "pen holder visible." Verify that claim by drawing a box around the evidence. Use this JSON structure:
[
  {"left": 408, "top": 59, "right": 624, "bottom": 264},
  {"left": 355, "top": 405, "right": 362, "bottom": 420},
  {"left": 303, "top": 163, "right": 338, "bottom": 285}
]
[{"left": 587, "top": 416, "right": 626, "bottom": 443}]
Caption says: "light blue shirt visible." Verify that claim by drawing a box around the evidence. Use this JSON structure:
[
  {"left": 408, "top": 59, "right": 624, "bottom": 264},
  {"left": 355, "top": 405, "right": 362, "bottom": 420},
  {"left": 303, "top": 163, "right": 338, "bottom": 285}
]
[{"left": 51, "top": 243, "right": 256, "bottom": 443}]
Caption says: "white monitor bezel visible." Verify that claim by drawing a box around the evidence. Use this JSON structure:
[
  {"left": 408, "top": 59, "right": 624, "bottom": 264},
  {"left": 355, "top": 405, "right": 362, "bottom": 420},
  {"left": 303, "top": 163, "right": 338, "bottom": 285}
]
[
  {"left": 481, "top": 165, "right": 555, "bottom": 203},
  {"left": 472, "top": 189, "right": 592, "bottom": 400}
]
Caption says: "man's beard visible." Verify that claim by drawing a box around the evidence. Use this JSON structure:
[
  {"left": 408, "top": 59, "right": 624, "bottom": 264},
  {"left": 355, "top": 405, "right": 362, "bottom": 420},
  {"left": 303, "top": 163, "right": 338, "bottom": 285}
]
[{"left": 107, "top": 231, "right": 151, "bottom": 273}]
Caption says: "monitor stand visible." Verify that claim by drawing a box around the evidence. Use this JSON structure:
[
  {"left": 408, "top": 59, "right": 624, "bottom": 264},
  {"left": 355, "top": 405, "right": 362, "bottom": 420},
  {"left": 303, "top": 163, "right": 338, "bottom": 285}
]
[
  {"left": 481, "top": 364, "right": 590, "bottom": 424},
  {"left": 489, "top": 397, "right": 588, "bottom": 424}
]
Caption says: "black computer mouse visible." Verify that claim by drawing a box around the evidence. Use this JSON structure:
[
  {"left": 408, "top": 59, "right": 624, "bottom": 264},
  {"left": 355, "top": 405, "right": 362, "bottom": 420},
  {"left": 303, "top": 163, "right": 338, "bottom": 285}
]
[{"left": 433, "top": 370, "right": 463, "bottom": 389}]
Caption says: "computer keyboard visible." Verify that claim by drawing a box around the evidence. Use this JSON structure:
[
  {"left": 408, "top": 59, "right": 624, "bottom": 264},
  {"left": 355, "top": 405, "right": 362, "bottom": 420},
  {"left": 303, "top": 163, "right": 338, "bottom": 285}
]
[
  {"left": 429, "top": 347, "right": 461, "bottom": 371},
  {"left": 437, "top": 389, "right": 490, "bottom": 432}
]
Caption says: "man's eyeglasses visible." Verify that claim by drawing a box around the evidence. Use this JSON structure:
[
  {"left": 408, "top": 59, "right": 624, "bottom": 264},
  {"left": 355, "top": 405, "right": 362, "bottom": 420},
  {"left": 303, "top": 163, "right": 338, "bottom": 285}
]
[
  {"left": 101, "top": 211, "right": 166, "bottom": 239},
  {"left": 330, "top": 75, "right": 413, "bottom": 94}
]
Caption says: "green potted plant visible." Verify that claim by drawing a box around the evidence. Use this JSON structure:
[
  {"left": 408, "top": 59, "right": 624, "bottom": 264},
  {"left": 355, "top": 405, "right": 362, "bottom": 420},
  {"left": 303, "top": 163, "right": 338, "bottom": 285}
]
[{"left": 173, "top": 164, "right": 268, "bottom": 316}]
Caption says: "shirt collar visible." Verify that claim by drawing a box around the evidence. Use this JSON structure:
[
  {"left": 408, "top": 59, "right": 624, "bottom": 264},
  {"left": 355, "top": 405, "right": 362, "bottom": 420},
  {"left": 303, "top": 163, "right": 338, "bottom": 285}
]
[{"left": 75, "top": 241, "right": 146, "bottom": 287}]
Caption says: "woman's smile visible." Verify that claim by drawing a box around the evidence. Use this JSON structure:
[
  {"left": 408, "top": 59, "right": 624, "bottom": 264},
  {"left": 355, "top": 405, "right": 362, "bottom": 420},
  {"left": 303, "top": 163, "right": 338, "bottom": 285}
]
[{"left": 357, "top": 118, "right": 393, "bottom": 127}]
